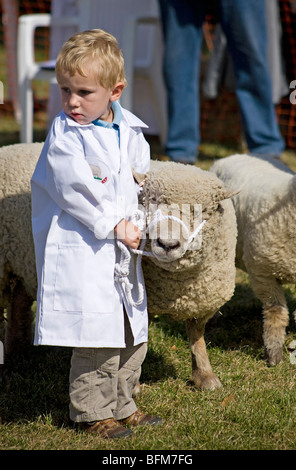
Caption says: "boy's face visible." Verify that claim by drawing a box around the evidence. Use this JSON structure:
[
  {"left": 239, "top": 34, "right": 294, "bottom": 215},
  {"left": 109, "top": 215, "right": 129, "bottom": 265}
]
[{"left": 57, "top": 64, "right": 124, "bottom": 125}]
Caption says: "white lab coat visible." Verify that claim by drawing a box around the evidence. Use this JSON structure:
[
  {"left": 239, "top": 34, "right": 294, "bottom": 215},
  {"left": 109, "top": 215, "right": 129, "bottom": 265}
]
[{"left": 31, "top": 106, "right": 150, "bottom": 348}]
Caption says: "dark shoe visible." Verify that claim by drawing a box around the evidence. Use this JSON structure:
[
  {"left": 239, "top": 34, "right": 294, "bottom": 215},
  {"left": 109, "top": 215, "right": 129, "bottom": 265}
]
[
  {"left": 82, "top": 418, "right": 133, "bottom": 439},
  {"left": 120, "top": 410, "right": 162, "bottom": 427}
]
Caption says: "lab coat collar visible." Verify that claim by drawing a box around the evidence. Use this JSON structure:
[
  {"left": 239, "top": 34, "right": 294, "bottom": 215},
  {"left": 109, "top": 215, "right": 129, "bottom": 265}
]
[{"left": 120, "top": 106, "right": 149, "bottom": 129}]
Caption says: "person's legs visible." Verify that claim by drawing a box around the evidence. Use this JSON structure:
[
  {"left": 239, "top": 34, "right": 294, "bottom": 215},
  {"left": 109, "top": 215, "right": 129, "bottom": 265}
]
[
  {"left": 115, "top": 315, "right": 161, "bottom": 426},
  {"left": 158, "top": 0, "right": 205, "bottom": 163},
  {"left": 69, "top": 312, "right": 160, "bottom": 435},
  {"left": 69, "top": 346, "right": 120, "bottom": 423},
  {"left": 114, "top": 315, "right": 148, "bottom": 421},
  {"left": 69, "top": 346, "right": 134, "bottom": 438},
  {"left": 220, "top": 0, "right": 285, "bottom": 156}
]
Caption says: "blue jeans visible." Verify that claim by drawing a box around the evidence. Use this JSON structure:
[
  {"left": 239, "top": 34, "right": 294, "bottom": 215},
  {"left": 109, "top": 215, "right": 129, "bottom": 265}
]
[{"left": 158, "top": 0, "right": 285, "bottom": 162}]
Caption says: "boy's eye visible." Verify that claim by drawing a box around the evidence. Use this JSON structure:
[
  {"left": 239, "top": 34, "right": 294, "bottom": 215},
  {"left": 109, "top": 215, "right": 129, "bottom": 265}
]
[
  {"left": 60, "top": 88, "right": 92, "bottom": 96},
  {"left": 80, "top": 90, "right": 92, "bottom": 96}
]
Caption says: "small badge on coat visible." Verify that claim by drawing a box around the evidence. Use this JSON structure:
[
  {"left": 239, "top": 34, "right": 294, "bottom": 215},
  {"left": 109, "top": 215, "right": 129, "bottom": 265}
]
[{"left": 89, "top": 164, "right": 108, "bottom": 184}]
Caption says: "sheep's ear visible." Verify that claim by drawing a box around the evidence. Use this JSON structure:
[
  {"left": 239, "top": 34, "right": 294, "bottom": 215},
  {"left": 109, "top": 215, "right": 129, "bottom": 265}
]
[
  {"left": 203, "top": 187, "right": 240, "bottom": 216},
  {"left": 221, "top": 188, "right": 240, "bottom": 201},
  {"left": 132, "top": 168, "right": 146, "bottom": 185}
]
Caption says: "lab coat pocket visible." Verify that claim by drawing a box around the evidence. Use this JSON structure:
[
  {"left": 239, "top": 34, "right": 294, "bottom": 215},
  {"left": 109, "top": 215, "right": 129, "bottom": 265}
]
[
  {"left": 54, "top": 245, "right": 85, "bottom": 312},
  {"left": 82, "top": 243, "right": 115, "bottom": 313},
  {"left": 53, "top": 243, "right": 115, "bottom": 313}
]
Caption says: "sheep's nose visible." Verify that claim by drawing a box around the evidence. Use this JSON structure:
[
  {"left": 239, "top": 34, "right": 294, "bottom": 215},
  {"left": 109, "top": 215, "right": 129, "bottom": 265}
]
[{"left": 157, "top": 238, "right": 181, "bottom": 252}]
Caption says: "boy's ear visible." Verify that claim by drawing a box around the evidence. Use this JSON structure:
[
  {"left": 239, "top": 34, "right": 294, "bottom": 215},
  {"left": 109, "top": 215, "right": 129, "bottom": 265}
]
[{"left": 111, "top": 82, "right": 125, "bottom": 101}]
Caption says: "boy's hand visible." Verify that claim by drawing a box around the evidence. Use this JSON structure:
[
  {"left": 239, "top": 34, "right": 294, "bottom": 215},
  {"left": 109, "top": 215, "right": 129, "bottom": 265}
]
[{"left": 115, "top": 219, "right": 142, "bottom": 249}]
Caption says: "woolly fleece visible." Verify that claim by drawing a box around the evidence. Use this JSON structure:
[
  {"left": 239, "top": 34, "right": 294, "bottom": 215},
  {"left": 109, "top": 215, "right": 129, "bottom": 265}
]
[
  {"left": 0, "top": 142, "right": 43, "bottom": 306},
  {"left": 139, "top": 160, "right": 237, "bottom": 322},
  {"left": 211, "top": 154, "right": 296, "bottom": 364}
]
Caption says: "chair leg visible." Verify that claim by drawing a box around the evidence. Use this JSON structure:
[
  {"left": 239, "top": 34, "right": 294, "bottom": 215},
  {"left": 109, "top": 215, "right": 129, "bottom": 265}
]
[{"left": 20, "top": 78, "right": 34, "bottom": 143}]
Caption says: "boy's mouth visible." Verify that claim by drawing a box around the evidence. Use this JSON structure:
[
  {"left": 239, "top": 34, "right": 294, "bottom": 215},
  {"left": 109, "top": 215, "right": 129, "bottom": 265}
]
[{"left": 71, "top": 112, "right": 83, "bottom": 118}]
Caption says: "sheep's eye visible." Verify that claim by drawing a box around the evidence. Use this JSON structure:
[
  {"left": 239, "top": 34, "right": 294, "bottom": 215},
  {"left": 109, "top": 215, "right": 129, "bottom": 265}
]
[{"left": 217, "top": 203, "right": 224, "bottom": 214}]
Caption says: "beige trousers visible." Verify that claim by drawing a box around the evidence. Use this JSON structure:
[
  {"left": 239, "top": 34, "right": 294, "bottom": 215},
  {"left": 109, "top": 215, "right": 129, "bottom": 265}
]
[{"left": 69, "top": 315, "right": 147, "bottom": 423}]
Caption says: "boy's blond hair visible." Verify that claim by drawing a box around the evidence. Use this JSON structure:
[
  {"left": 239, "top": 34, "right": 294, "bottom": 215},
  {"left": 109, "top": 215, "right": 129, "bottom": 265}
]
[{"left": 56, "top": 29, "right": 127, "bottom": 90}]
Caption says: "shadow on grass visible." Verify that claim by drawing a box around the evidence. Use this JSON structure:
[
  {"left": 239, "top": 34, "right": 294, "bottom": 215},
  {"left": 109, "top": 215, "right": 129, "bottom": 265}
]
[
  {"left": 0, "top": 341, "right": 176, "bottom": 428},
  {"left": 142, "top": 347, "right": 177, "bottom": 384},
  {"left": 205, "top": 283, "right": 264, "bottom": 350},
  {"left": 0, "top": 346, "right": 72, "bottom": 427}
]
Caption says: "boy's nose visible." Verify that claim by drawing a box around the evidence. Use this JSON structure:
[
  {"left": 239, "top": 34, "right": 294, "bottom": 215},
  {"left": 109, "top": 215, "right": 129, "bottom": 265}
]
[{"left": 69, "top": 93, "right": 79, "bottom": 107}]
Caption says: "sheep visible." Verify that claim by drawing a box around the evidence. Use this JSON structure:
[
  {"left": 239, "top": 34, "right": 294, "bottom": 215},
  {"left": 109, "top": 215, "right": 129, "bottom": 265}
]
[
  {"left": 134, "top": 160, "right": 237, "bottom": 390},
  {"left": 0, "top": 144, "right": 237, "bottom": 390},
  {"left": 0, "top": 142, "right": 43, "bottom": 358},
  {"left": 211, "top": 154, "right": 296, "bottom": 365}
]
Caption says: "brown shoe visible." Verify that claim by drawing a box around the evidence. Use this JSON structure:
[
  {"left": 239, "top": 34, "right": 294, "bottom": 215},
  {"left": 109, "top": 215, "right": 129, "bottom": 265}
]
[
  {"left": 120, "top": 410, "right": 162, "bottom": 427},
  {"left": 82, "top": 418, "right": 133, "bottom": 439}
]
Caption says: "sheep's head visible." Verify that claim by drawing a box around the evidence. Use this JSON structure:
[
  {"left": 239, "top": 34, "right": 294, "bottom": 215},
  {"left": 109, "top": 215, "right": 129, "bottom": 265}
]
[{"left": 134, "top": 161, "right": 236, "bottom": 269}]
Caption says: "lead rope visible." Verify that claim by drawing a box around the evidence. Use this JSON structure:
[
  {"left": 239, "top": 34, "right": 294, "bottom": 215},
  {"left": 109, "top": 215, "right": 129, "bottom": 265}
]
[
  {"left": 115, "top": 209, "right": 206, "bottom": 307},
  {"left": 114, "top": 210, "right": 148, "bottom": 307}
]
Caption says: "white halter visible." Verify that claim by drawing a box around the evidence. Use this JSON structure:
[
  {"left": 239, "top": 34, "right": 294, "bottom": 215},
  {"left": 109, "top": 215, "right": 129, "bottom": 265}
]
[
  {"left": 115, "top": 209, "right": 206, "bottom": 307},
  {"left": 134, "top": 208, "right": 206, "bottom": 254}
]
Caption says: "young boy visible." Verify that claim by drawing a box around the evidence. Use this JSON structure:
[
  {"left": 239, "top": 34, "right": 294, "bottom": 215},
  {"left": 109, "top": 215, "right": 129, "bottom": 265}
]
[{"left": 31, "top": 29, "right": 161, "bottom": 439}]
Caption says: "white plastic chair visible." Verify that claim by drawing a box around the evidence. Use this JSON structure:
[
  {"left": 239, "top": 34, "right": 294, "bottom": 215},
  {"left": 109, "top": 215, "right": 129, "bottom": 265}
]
[{"left": 17, "top": 14, "right": 78, "bottom": 143}]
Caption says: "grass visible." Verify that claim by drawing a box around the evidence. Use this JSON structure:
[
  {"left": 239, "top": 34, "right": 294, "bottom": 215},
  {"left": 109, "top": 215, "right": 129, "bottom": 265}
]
[
  {"left": 1, "top": 105, "right": 296, "bottom": 451},
  {"left": 1, "top": 289, "right": 296, "bottom": 450}
]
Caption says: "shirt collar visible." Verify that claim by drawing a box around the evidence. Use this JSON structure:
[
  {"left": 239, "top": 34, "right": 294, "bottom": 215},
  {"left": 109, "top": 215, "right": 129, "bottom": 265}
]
[
  {"left": 62, "top": 102, "right": 148, "bottom": 129},
  {"left": 92, "top": 101, "right": 122, "bottom": 128}
]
